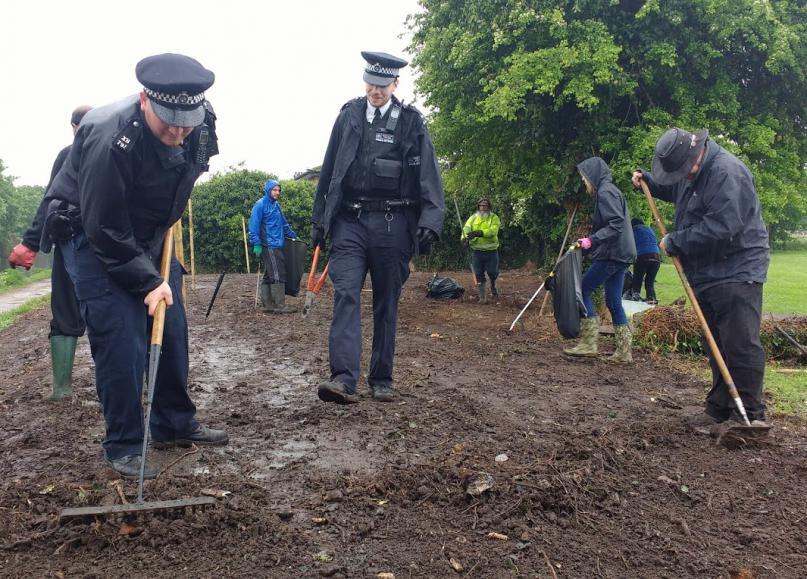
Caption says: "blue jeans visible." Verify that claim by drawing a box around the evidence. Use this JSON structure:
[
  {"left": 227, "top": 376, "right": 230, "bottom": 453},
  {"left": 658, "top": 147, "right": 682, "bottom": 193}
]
[{"left": 581, "top": 259, "right": 628, "bottom": 326}]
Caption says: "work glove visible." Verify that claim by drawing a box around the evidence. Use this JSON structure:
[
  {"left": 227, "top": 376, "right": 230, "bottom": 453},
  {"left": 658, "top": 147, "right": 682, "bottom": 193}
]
[
  {"left": 311, "top": 224, "right": 326, "bottom": 249},
  {"left": 577, "top": 237, "right": 592, "bottom": 250},
  {"left": 8, "top": 243, "right": 36, "bottom": 270},
  {"left": 469, "top": 230, "right": 484, "bottom": 238},
  {"left": 417, "top": 227, "right": 437, "bottom": 255},
  {"left": 253, "top": 245, "right": 263, "bottom": 256}
]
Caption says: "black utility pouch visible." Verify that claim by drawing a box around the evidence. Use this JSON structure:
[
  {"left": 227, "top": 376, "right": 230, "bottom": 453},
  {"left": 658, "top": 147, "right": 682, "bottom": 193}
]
[
  {"left": 370, "top": 158, "right": 402, "bottom": 191},
  {"left": 45, "top": 200, "right": 82, "bottom": 241}
]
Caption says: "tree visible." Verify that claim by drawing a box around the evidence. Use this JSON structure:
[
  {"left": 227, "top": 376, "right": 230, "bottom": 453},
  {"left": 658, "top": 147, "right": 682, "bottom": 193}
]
[
  {"left": 409, "top": 0, "right": 807, "bottom": 266},
  {"left": 0, "top": 160, "right": 43, "bottom": 261}
]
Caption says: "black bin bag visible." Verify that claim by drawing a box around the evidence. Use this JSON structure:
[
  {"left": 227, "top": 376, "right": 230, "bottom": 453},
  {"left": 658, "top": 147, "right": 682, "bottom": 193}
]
[
  {"left": 283, "top": 238, "right": 307, "bottom": 297},
  {"left": 426, "top": 275, "right": 464, "bottom": 299},
  {"left": 545, "top": 250, "right": 586, "bottom": 339}
]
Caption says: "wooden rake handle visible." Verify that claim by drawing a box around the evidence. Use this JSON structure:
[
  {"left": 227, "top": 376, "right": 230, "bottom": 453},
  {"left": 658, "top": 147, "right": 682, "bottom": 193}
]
[{"left": 150, "top": 227, "right": 175, "bottom": 348}]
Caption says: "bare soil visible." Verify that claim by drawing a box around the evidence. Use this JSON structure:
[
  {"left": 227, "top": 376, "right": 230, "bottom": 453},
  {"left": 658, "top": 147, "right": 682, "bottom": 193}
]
[{"left": 1, "top": 271, "right": 805, "bottom": 578}]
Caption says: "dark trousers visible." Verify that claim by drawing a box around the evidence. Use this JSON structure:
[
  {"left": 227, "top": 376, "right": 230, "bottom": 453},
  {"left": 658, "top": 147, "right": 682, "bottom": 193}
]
[
  {"left": 631, "top": 254, "right": 660, "bottom": 300},
  {"left": 472, "top": 249, "right": 499, "bottom": 283},
  {"left": 328, "top": 210, "right": 412, "bottom": 391},
  {"left": 60, "top": 234, "right": 198, "bottom": 460},
  {"left": 261, "top": 246, "right": 286, "bottom": 284},
  {"left": 48, "top": 243, "right": 85, "bottom": 338},
  {"left": 696, "top": 282, "right": 766, "bottom": 421},
  {"left": 581, "top": 259, "right": 629, "bottom": 326}
]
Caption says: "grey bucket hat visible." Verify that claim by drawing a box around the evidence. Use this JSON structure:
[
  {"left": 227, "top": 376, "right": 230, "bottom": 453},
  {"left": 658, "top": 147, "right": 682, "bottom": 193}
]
[{"left": 651, "top": 127, "right": 708, "bottom": 185}]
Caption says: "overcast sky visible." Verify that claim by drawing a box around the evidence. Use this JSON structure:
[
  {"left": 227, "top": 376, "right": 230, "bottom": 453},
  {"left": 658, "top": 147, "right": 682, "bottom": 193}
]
[{"left": 0, "top": 0, "right": 425, "bottom": 187}]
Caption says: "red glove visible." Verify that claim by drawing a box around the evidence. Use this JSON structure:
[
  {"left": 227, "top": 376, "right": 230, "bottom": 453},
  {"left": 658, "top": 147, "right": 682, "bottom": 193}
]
[
  {"left": 7, "top": 243, "right": 36, "bottom": 270},
  {"left": 577, "top": 237, "right": 592, "bottom": 250}
]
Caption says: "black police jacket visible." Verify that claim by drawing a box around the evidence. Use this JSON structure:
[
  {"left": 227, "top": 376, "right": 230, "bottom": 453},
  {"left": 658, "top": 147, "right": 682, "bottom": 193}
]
[
  {"left": 642, "top": 140, "right": 769, "bottom": 290},
  {"left": 577, "top": 157, "right": 637, "bottom": 264},
  {"left": 45, "top": 94, "right": 218, "bottom": 296},
  {"left": 312, "top": 95, "right": 445, "bottom": 245},
  {"left": 21, "top": 144, "right": 71, "bottom": 253}
]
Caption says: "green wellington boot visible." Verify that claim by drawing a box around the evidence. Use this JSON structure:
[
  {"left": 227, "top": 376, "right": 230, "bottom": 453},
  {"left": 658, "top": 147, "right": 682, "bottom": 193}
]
[
  {"left": 477, "top": 281, "right": 488, "bottom": 304},
  {"left": 564, "top": 316, "right": 599, "bottom": 357},
  {"left": 605, "top": 324, "right": 633, "bottom": 364},
  {"left": 260, "top": 283, "right": 274, "bottom": 312},
  {"left": 270, "top": 283, "right": 296, "bottom": 314},
  {"left": 49, "top": 335, "right": 77, "bottom": 401}
]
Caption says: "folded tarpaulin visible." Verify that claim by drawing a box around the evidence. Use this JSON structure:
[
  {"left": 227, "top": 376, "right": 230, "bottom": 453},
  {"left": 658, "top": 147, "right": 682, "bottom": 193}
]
[
  {"left": 283, "top": 238, "right": 307, "bottom": 297},
  {"left": 546, "top": 249, "right": 586, "bottom": 339}
]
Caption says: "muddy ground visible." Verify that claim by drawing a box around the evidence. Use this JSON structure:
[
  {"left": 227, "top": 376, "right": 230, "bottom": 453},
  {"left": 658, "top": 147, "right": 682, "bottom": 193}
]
[{"left": 1, "top": 270, "right": 805, "bottom": 578}]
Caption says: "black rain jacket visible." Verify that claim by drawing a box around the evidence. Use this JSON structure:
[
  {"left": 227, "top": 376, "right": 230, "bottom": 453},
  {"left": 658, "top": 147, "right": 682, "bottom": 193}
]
[
  {"left": 311, "top": 95, "right": 445, "bottom": 250},
  {"left": 642, "top": 140, "right": 769, "bottom": 290},
  {"left": 45, "top": 94, "right": 218, "bottom": 296},
  {"left": 577, "top": 157, "right": 636, "bottom": 264}
]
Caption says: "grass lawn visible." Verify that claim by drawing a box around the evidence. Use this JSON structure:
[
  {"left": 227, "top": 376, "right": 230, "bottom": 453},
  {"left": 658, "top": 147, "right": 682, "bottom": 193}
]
[
  {"left": 0, "top": 267, "right": 51, "bottom": 293},
  {"left": 648, "top": 247, "right": 807, "bottom": 315},
  {"left": 765, "top": 365, "right": 807, "bottom": 417}
]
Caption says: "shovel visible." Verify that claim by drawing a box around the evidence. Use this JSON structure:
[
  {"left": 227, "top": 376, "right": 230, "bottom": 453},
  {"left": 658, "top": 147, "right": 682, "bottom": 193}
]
[
  {"left": 301, "top": 245, "right": 329, "bottom": 319},
  {"left": 638, "top": 179, "right": 770, "bottom": 441},
  {"left": 60, "top": 229, "right": 214, "bottom": 519}
]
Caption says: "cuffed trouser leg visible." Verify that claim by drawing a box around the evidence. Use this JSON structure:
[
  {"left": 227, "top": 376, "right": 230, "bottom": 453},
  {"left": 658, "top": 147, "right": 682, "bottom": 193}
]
[{"left": 698, "top": 282, "right": 767, "bottom": 421}]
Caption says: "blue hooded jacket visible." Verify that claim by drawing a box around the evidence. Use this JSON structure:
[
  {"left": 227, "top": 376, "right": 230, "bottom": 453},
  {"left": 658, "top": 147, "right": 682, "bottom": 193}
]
[{"left": 248, "top": 179, "right": 297, "bottom": 249}]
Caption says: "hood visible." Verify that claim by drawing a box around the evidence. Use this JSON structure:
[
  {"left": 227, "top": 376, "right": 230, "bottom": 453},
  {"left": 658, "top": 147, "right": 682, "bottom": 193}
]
[
  {"left": 264, "top": 179, "right": 280, "bottom": 202},
  {"left": 576, "top": 157, "right": 612, "bottom": 193}
]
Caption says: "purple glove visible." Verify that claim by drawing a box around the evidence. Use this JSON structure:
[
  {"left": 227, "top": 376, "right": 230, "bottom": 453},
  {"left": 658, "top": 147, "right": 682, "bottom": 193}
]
[{"left": 577, "top": 237, "right": 592, "bottom": 250}]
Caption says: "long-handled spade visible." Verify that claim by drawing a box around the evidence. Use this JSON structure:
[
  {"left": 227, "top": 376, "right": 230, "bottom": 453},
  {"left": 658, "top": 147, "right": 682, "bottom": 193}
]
[
  {"left": 60, "top": 230, "right": 214, "bottom": 519},
  {"left": 638, "top": 179, "right": 771, "bottom": 443}
]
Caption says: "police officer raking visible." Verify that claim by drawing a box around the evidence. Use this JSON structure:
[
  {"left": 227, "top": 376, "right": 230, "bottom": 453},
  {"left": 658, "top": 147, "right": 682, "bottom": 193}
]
[
  {"left": 311, "top": 51, "right": 445, "bottom": 404},
  {"left": 44, "top": 53, "right": 228, "bottom": 480}
]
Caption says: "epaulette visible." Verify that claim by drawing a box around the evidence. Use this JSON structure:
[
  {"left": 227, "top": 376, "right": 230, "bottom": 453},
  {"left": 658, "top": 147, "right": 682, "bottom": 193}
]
[
  {"left": 203, "top": 100, "right": 217, "bottom": 120},
  {"left": 402, "top": 102, "right": 425, "bottom": 119},
  {"left": 341, "top": 97, "right": 364, "bottom": 111},
  {"left": 112, "top": 118, "right": 143, "bottom": 154}
]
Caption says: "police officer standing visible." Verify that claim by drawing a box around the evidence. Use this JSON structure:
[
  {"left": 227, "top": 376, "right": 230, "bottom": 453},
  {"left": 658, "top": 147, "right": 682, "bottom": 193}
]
[
  {"left": 45, "top": 54, "right": 228, "bottom": 479},
  {"left": 7, "top": 105, "right": 91, "bottom": 401},
  {"left": 312, "top": 51, "right": 445, "bottom": 404}
]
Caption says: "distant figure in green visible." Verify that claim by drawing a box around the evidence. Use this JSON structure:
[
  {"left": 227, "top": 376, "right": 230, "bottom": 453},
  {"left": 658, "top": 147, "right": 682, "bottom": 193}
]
[{"left": 461, "top": 197, "right": 501, "bottom": 303}]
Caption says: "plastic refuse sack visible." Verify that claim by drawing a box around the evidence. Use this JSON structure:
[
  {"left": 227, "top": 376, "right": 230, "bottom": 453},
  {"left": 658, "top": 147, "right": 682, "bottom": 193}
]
[
  {"left": 426, "top": 275, "right": 465, "bottom": 299},
  {"left": 283, "top": 238, "right": 307, "bottom": 296},
  {"left": 546, "top": 250, "right": 586, "bottom": 339}
]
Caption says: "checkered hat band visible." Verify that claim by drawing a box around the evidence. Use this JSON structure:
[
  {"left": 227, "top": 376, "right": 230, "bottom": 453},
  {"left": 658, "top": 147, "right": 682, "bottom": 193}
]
[
  {"left": 365, "top": 63, "right": 397, "bottom": 77},
  {"left": 144, "top": 87, "right": 205, "bottom": 107}
]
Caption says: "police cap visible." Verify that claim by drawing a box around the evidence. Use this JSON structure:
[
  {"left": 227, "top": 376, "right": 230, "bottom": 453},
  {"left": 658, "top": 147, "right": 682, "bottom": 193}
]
[
  {"left": 135, "top": 53, "right": 215, "bottom": 128},
  {"left": 361, "top": 51, "right": 408, "bottom": 87}
]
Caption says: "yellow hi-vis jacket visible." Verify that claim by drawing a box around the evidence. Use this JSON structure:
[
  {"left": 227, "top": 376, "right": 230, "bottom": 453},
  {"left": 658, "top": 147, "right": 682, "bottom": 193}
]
[{"left": 461, "top": 211, "right": 501, "bottom": 250}]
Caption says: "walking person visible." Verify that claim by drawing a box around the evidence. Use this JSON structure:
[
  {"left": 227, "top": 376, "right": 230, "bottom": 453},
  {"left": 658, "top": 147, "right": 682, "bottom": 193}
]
[
  {"left": 564, "top": 157, "right": 637, "bottom": 363},
  {"left": 44, "top": 53, "right": 228, "bottom": 479},
  {"left": 7, "top": 105, "right": 92, "bottom": 401},
  {"left": 311, "top": 51, "right": 445, "bottom": 404},
  {"left": 461, "top": 197, "right": 501, "bottom": 303},
  {"left": 248, "top": 178, "right": 298, "bottom": 313},
  {"left": 632, "top": 127, "right": 770, "bottom": 429},
  {"left": 626, "top": 217, "right": 661, "bottom": 304}
]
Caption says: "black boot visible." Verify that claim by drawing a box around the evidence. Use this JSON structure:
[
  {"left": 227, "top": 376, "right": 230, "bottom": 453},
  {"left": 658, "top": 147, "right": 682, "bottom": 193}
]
[
  {"left": 270, "top": 283, "right": 296, "bottom": 313},
  {"left": 490, "top": 278, "right": 498, "bottom": 297}
]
